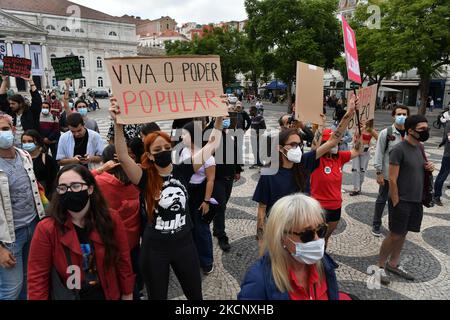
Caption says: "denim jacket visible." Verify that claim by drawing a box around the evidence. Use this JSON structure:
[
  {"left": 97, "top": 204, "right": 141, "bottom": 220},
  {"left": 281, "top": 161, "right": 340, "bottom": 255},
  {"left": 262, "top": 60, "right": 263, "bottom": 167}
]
[{"left": 0, "top": 148, "right": 46, "bottom": 244}]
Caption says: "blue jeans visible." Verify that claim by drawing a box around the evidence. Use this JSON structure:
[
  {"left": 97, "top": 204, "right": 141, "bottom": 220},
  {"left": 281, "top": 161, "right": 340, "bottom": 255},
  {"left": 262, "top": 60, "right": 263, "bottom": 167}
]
[
  {"left": 189, "top": 183, "right": 214, "bottom": 268},
  {"left": 434, "top": 156, "right": 450, "bottom": 198},
  {"left": 0, "top": 216, "right": 38, "bottom": 300}
]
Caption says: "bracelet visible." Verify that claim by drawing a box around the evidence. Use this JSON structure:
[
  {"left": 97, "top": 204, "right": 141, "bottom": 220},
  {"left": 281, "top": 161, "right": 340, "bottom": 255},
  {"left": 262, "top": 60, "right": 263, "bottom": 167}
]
[{"left": 204, "top": 200, "right": 210, "bottom": 203}]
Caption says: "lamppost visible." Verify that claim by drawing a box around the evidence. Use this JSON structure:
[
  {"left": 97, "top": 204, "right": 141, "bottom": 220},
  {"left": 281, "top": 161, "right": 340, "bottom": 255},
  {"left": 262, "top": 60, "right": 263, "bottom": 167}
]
[{"left": 44, "top": 68, "right": 50, "bottom": 89}]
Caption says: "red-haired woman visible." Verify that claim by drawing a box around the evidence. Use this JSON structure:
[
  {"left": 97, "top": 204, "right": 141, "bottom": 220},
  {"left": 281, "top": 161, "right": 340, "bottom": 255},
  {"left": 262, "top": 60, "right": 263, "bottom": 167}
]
[{"left": 109, "top": 98, "right": 224, "bottom": 300}]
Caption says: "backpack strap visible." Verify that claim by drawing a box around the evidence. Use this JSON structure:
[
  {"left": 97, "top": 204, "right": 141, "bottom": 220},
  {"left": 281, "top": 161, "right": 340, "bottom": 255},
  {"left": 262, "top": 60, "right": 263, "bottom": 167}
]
[{"left": 384, "top": 126, "right": 394, "bottom": 154}]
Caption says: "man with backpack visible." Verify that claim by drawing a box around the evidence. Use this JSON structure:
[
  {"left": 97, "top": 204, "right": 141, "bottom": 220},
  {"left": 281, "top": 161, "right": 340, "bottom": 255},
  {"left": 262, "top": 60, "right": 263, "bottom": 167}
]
[{"left": 372, "top": 105, "right": 410, "bottom": 237}]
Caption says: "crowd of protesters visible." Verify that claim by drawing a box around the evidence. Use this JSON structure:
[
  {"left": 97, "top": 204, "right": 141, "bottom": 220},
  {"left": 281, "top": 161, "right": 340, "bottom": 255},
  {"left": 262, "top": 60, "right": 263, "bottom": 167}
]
[{"left": 0, "top": 73, "right": 444, "bottom": 301}]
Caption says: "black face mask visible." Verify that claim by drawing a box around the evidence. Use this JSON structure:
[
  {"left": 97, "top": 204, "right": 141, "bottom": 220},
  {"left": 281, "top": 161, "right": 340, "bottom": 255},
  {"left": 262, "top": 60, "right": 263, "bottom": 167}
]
[
  {"left": 152, "top": 150, "right": 172, "bottom": 168},
  {"left": 59, "top": 190, "right": 90, "bottom": 213},
  {"left": 414, "top": 129, "right": 430, "bottom": 142}
]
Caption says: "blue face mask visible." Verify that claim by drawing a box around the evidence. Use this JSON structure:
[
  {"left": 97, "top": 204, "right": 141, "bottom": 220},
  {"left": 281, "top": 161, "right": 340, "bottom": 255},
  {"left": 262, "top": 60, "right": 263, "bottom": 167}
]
[
  {"left": 222, "top": 119, "right": 231, "bottom": 129},
  {"left": 22, "top": 142, "right": 37, "bottom": 152},
  {"left": 0, "top": 131, "right": 15, "bottom": 150},
  {"left": 395, "top": 115, "right": 407, "bottom": 126},
  {"left": 78, "top": 108, "right": 88, "bottom": 117}
]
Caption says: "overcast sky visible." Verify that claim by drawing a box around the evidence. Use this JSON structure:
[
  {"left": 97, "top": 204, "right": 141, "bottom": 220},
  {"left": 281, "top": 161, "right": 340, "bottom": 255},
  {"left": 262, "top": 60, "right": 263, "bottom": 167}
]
[{"left": 71, "top": 0, "right": 248, "bottom": 25}]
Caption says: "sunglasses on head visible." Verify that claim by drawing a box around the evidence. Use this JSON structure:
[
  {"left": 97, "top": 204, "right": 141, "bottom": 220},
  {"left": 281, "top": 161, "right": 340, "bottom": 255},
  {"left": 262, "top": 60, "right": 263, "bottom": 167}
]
[{"left": 285, "top": 223, "right": 328, "bottom": 243}]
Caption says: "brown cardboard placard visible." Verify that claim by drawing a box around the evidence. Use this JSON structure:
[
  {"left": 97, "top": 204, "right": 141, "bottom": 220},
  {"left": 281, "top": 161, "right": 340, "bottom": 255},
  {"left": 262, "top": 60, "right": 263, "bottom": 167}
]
[
  {"left": 347, "top": 84, "right": 378, "bottom": 130},
  {"left": 295, "top": 61, "right": 325, "bottom": 125},
  {"left": 105, "top": 55, "right": 228, "bottom": 125}
]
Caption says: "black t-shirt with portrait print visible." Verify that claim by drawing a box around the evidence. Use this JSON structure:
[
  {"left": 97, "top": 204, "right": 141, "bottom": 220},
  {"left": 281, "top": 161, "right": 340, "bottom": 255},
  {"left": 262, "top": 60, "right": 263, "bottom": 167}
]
[
  {"left": 74, "top": 225, "right": 106, "bottom": 300},
  {"left": 137, "top": 161, "right": 195, "bottom": 241}
]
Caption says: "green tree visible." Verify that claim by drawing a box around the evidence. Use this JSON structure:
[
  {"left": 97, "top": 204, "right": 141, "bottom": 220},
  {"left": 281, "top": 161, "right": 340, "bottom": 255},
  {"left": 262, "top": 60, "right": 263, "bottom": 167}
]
[
  {"left": 165, "top": 27, "right": 252, "bottom": 90},
  {"left": 352, "top": 0, "right": 450, "bottom": 115},
  {"left": 245, "top": 0, "right": 343, "bottom": 108}
]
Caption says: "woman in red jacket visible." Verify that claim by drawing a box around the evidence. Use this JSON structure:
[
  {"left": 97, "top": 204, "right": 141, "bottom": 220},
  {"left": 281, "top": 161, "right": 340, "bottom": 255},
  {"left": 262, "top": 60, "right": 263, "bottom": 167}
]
[
  {"left": 27, "top": 164, "right": 135, "bottom": 300},
  {"left": 92, "top": 144, "right": 142, "bottom": 299}
]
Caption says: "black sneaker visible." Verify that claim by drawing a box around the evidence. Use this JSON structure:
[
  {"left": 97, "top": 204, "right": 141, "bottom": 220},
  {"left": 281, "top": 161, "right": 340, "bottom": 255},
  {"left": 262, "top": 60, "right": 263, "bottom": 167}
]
[
  {"left": 349, "top": 191, "right": 361, "bottom": 197},
  {"left": 371, "top": 227, "right": 382, "bottom": 237},
  {"left": 218, "top": 236, "right": 231, "bottom": 252},
  {"left": 434, "top": 197, "right": 443, "bottom": 207},
  {"left": 202, "top": 265, "right": 214, "bottom": 275}
]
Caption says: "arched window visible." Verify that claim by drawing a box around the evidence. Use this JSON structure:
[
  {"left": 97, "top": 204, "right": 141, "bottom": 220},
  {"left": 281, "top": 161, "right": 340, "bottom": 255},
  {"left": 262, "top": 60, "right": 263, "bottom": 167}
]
[
  {"left": 109, "top": 31, "right": 118, "bottom": 36},
  {"left": 61, "top": 26, "right": 71, "bottom": 32},
  {"left": 75, "top": 28, "right": 85, "bottom": 33},
  {"left": 79, "top": 56, "right": 85, "bottom": 68},
  {"left": 98, "top": 77, "right": 104, "bottom": 88},
  {"left": 46, "top": 25, "right": 56, "bottom": 30},
  {"left": 50, "top": 54, "right": 56, "bottom": 60},
  {"left": 96, "top": 57, "right": 103, "bottom": 69}
]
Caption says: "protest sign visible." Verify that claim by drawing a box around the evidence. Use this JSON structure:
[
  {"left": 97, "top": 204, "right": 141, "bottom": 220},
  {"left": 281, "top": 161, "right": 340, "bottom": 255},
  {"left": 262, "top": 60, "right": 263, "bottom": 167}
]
[
  {"left": 342, "top": 15, "right": 361, "bottom": 84},
  {"left": 2, "top": 56, "right": 32, "bottom": 78},
  {"left": 30, "top": 45, "right": 43, "bottom": 76},
  {"left": 105, "top": 55, "right": 229, "bottom": 124},
  {"left": 347, "top": 84, "right": 378, "bottom": 130},
  {"left": 295, "top": 61, "right": 324, "bottom": 125},
  {"left": 51, "top": 56, "right": 83, "bottom": 81},
  {"left": 0, "top": 42, "right": 6, "bottom": 71}
]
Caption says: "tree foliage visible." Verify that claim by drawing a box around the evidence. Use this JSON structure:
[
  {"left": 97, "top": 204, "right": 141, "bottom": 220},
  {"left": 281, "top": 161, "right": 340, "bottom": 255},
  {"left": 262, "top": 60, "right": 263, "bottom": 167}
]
[
  {"left": 351, "top": 0, "right": 450, "bottom": 114},
  {"left": 245, "top": 0, "right": 343, "bottom": 105},
  {"left": 165, "top": 27, "right": 253, "bottom": 90}
]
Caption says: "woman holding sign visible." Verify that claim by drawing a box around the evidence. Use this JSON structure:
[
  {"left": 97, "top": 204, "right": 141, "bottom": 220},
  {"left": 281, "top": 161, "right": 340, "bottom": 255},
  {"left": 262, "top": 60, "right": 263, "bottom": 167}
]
[
  {"left": 253, "top": 96, "right": 359, "bottom": 242},
  {"left": 110, "top": 98, "right": 225, "bottom": 300}
]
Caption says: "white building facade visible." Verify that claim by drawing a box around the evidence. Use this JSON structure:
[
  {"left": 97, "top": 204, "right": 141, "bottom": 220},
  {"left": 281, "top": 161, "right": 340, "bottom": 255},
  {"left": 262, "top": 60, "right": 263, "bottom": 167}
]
[{"left": 0, "top": 3, "right": 137, "bottom": 93}]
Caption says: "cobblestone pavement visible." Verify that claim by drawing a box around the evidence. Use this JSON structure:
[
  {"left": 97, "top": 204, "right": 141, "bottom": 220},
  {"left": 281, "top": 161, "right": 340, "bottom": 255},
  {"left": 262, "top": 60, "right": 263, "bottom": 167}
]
[{"left": 92, "top": 101, "right": 449, "bottom": 300}]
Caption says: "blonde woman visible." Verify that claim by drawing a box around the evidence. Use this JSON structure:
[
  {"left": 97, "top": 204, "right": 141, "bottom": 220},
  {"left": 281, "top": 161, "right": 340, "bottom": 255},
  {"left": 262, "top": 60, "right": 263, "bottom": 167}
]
[{"left": 238, "top": 194, "right": 350, "bottom": 300}]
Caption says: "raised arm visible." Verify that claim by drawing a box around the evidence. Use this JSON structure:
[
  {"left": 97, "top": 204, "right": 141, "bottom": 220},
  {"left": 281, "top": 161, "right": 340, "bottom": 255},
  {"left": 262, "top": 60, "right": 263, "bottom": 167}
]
[
  {"left": 0, "top": 75, "right": 8, "bottom": 95},
  {"left": 192, "top": 117, "right": 223, "bottom": 173},
  {"left": 350, "top": 128, "right": 363, "bottom": 159},
  {"left": 110, "top": 98, "right": 142, "bottom": 185},
  {"left": 25, "top": 76, "right": 42, "bottom": 117},
  {"left": 315, "top": 95, "right": 358, "bottom": 159},
  {"left": 63, "top": 79, "right": 73, "bottom": 115}
]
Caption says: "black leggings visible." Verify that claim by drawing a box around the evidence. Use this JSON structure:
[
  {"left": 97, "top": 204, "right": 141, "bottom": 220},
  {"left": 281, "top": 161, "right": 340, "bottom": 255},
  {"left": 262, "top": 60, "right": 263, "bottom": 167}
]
[{"left": 140, "top": 231, "right": 202, "bottom": 300}]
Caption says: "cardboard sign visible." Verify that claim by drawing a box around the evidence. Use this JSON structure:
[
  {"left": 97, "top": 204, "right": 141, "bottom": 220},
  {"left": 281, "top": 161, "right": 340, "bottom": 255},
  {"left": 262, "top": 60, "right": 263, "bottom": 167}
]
[
  {"left": 105, "top": 55, "right": 228, "bottom": 124},
  {"left": 295, "top": 61, "right": 325, "bottom": 125},
  {"left": 2, "top": 56, "right": 32, "bottom": 78},
  {"left": 348, "top": 84, "right": 378, "bottom": 130},
  {"left": 342, "top": 16, "right": 361, "bottom": 84},
  {"left": 51, "top": 56, "right": 83, "bottom": 81}
]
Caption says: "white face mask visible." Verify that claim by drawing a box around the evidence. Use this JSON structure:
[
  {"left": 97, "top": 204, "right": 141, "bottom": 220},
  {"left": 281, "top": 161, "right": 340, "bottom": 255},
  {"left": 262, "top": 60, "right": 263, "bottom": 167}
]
[
  {"left": 330, "top": 146, "right": 339, "bottom": 154},
  {"left": 284, "top": 146, "right": 302, "bottom": 164},
  {"left": 289, "top": 238, "right": 325, "bottom": 265}
]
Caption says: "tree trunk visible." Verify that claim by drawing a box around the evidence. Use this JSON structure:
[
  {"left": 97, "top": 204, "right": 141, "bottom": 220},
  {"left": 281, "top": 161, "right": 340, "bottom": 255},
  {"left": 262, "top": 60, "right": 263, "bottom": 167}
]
[
  {"left": 418, "top": 75, "right": 430, "bottom": 116},
  {"left": 252, "top": 71, "right": 258, "bottom": 97},
  {"left": 286, "top": 80, "right": 293, "bottom": 114},
  {"left": 376, "top": 76, "right": 384, "bottom": 109}
]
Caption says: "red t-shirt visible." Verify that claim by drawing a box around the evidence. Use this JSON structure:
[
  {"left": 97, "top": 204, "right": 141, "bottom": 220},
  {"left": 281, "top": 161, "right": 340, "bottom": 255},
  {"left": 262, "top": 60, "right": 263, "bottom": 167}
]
[
  {"left": 310, "top": 151, "right": 351, "bottom": 210},
  {"left": 288, "top": 265, "right": 328, "bottom": 300}
]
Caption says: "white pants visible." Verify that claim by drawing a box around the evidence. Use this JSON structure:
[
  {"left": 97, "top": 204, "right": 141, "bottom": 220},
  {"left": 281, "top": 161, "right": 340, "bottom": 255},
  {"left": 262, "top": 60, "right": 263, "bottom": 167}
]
[{"left": 352, "top": 150, "right": 371, "bottom": 191}]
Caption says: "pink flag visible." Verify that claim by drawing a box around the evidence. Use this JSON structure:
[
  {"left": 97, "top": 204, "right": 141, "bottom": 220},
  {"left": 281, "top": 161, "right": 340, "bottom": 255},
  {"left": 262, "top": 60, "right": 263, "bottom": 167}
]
[{"left": 342, "top": 16, "right": 361, "bottom": 84}]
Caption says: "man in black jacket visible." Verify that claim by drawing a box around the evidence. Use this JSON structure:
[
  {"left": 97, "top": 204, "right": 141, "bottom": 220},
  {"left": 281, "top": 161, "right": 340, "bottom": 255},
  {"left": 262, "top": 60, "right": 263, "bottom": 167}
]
[
  {"left": 0, "top": 75, "right": 42, "bottom": 146},
  {"left": 206, "top": 116, "right": 243, "bottom": 252}
]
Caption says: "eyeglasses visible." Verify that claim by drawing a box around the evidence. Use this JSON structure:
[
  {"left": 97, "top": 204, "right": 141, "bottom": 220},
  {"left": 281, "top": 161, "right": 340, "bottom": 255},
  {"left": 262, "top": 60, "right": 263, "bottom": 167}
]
[
  {"left": 285, "top": 223, "right": 328, "bottom": 243},
  {"left": 284, "top": 142, "right": 302, "bottom": 149},
  {"left": 56, "top": 183, "right": 89, "bottom": 195}
]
